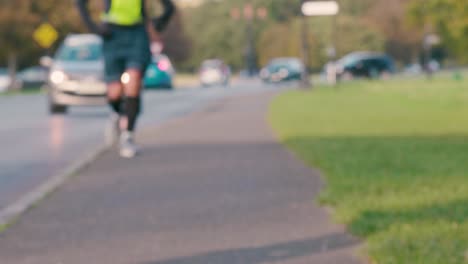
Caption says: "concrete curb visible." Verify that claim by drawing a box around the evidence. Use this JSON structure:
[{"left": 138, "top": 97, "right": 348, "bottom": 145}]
[{"left": 0, "top": 144, "right": 109, "bottom": 229}]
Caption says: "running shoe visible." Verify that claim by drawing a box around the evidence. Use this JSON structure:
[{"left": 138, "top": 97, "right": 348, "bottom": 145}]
[{"left": 119, "top": 131, "right": 138, "bottom": 158}]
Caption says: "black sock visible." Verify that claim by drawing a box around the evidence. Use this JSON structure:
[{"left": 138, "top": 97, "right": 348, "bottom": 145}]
[
  {"left": 124, "top": 96, "right": 141, "bottom": 132},
  {"left": 108, "top": 98, "right": 122, "bottom": 114}
]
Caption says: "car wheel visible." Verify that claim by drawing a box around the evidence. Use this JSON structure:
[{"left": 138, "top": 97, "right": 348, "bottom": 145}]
[{"left": 49, "top": 102, "right": 68, "bottom": 115}]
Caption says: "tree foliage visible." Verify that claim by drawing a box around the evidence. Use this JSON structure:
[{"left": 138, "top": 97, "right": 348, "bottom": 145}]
[
  {"left": 182, "top": 0, "right": 453, "bottom": 71},
  {"left": 409, "top": 0, "right": 468, "bottom": 63},
  {"left": 1, "top": 0, "right": 466, "bottom": 70},
  {"left": 0, "top": 0, "right": 192, "bottom": 68}
]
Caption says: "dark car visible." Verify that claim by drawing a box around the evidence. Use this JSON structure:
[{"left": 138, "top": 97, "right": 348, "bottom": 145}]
[
  {"left": 18, "top": 66, "right": 48, "bottom": 89},
  {"left": 260, "top": 58, "right": 305, "bottom": 83},
  {"left": 335, "top": 52, "right": 395, "bottom": 80},
  {"left": 199, "top": 59, "right": 231, "bottom": 87}
]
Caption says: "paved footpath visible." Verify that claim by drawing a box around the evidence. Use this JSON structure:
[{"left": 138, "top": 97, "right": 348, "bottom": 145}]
[{"left": 0, "top": 91, "right": 363, "bottom": 264}]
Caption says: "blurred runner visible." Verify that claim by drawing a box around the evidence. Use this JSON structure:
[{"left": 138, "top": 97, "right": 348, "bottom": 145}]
[{"left": 76, "top": 0, "right": 175, "bottom": 158}]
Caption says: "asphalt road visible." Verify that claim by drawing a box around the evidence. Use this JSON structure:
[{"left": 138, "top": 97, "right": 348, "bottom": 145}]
[
  {"left": 0, "top": 80, "right": 275, "bottom": 213},
  {"left": 0, "top": 86, "right": 361, "bottom": 264}
]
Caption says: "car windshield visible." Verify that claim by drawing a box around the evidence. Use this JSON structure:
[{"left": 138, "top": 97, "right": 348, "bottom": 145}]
[
  {"left": 202, "top": 60, "right": 222, "bottom": 69},
  {"left": 56, "top": 42, "right": 102, "bottom": 62},
  {"left": 339, "top": 54, "right": 361, "bottom": 66},
  {"left": 339, "top": 52, "right": 385, "bottom": 67},
  {"left": 269, "top": 59, "right": 302, "bottom": 71}
]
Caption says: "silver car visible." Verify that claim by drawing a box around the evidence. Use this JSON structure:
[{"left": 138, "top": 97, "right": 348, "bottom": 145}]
[
  {"left": 199, "top": 59, "right": 231, "bottom": 87},
  {"left": 45, "top": 34, "right": 107, "bottom": 114}
]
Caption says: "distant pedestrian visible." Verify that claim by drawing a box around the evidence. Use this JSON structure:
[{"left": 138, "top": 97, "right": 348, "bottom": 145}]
[{"left": 76, "top": 0, "right": 175, "bottom": 158}]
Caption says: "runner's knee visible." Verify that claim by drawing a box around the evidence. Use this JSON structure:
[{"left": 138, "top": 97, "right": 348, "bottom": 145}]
[
  {"left": 107, "top": 82, "right": 123, "bottom": 100},
  {"left": 124, "top": 69, "right": 143, "bottom": 97}
]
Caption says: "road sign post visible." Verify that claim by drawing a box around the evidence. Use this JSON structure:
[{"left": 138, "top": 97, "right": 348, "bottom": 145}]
[{"left": 300, "top": 1, "right": 340, "bottom": 88}]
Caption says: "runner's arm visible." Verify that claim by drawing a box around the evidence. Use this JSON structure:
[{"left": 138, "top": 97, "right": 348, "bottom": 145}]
[
  {"left": 75, "top": 0, "right": 110, "bottom": 35},
  {"left": 152, "top": 0, "right": 175, "bottom": 32}
]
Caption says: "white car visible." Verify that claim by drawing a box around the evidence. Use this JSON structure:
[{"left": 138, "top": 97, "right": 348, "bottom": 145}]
[
  {"left": 0, "top": 69, "right": 22, "bottom": 92},
  {"left": 44, "top": 34, "right": 107, "bottom": 114},
  {"left": 199, "top": 59, "right": 231, "bottom": 87}
]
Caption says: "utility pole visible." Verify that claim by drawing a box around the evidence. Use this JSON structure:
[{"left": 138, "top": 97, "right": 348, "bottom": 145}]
[
  {"left": 327, "top": 12, "right": 338, "bottom": 87},
  {"left": 244, "top": 4, "right": 256, "bottom": 77},
  {"left": 300, "top": 10, "right": 311, "bottom": 88},
  {"left": 422, "top": 0, "right": 436, "bottom": 80},
  {"left": 231, "top": 4, "right": 267, "bottom": 77}
]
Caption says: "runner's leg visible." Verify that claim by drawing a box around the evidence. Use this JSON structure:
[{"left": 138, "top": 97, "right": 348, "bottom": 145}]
[
  {"left": 104, "top": 82, "right": 124, "bottom": 146},
  {"left": 122, "top": 68, "right": 142, "bottom": 132},
  {"left": 108, "top": 82, "right": 124, "bottom": 114}
]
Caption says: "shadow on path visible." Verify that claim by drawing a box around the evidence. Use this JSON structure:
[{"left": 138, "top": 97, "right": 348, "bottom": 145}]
[{"left": 140, "top": 233, "right": 358, "bottom": 264}]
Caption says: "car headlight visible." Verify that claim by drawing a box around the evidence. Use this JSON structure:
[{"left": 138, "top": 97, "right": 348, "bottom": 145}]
[{"left": 50, "top": 71, "right": 68, "bottom": 84}]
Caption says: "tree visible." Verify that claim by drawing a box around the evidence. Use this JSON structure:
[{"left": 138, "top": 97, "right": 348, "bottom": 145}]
[
  {"left": 0, "top": 0, "right": 84, "bottom": 68},
  {"left": 367, "top": 0, "right": 423, "bottom": 64},
  {"left": 408, "top": 0, "right": 468, "bottom": 63},
  {"left": 181, "top": 0, "right": 389, "bottom": 71}
]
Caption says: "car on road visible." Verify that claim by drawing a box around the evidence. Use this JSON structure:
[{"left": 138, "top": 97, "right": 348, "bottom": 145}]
[
  {"left": 45, "top": 34, "right": 107, "bottom": 114},
  {"left": 0, "top": 68, "right": 22, "bottom": 92},
  {"left": 335, "top": 52, "right": 395, "bottom": 80},
  {"left": 144, "top": 54, "right": 174, "bottom": 90},
  {"left": 18, "top": 66, "right": 48, "bottom": 90},
  {"left": 260, "top": 57, "right": 305, "bottom": 83},
  {"left": 199, "top": 59, "right": 231, "bottom": 87}
]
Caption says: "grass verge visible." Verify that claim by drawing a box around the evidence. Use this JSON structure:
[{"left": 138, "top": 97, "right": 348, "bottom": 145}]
[
  {"left": 270, "top": 76, "right": 468, "bottom": 264},
  {"left": 0, "top": 88, "right": 43, "bottom": 96}
]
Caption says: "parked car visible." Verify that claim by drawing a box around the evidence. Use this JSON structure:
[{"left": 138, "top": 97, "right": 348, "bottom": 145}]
[
  {"left": 335, "top": 52, "right": 395, "bottom": 80},
  {"left": 44, "top": 34, "right": 107, "bottom": 114},
  {"left": 144, "top": 54, "right": 174, "bottom": 89},
  {"left": 260, "top": 57, "right": 304, "bottom": 83},
  {"left": 18, "top": 66, "right": 48, "bottom": 89},
  {"left": 0, "top": 68, "right": 22, "bottom": 92},
  {"left": 199, "top": 59, "right": 231, "bottom": 87}
]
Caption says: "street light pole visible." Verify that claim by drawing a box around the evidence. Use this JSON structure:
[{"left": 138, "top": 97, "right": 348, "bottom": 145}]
[
  {"left": 422, "top": 1, "right": 433, "bottom": 79},
  {"left": 300, "top": 0, "right": 340, "bottom": 89},
  {"left": 300, "top": 7, "right": 311, "bottom": 88},
  {"left": 245, "top": 12, "right": 256, "bottom": 77},
  {"left": 232, "top": 4, "right": 267, "bottom": 77}
]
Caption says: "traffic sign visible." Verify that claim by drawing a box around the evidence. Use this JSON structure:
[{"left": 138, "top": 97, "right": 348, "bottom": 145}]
[
  {"left": 302, "top": 1, "right": 339, "bottom": 16},
  {"left": 33, "top": 23, "right": 59, "bottom": 49}
]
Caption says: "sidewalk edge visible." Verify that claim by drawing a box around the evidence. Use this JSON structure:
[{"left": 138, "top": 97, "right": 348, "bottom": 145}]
[{"left": 0, "top": 144, "right": 109, "bottom": 230}]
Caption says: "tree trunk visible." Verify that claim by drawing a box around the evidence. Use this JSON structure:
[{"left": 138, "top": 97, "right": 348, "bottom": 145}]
[
  {"left": 300, "top": 14, "right": 311, "bottom": 89},
  {"left": 8, "top": 53, "right": 18, "bottom": 91}
]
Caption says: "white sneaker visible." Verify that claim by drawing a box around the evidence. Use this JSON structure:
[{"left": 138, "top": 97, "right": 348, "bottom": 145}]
[
  {"left": 119, "top": 131, "right": 138, "bottom": 158},
  {"left": 105, "top": 113, "right": 120, "bottom": 147}
]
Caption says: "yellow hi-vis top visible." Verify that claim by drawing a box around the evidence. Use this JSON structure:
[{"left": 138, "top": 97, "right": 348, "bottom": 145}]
[{"left": 101, "top": 0, "right": 143, "bottom": 26}]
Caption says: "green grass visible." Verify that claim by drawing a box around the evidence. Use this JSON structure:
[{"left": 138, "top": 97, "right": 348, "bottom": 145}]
[
  {"left": 270, "top": 76, "right": 468, "bottom": 264},
  {"left": 0, "top": 88, "right": 43, "bottom": 96}
]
